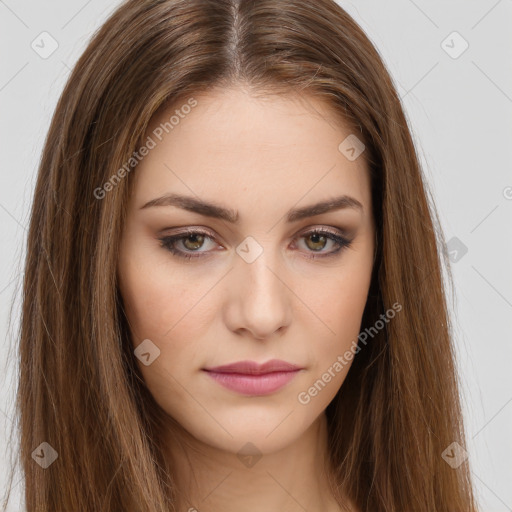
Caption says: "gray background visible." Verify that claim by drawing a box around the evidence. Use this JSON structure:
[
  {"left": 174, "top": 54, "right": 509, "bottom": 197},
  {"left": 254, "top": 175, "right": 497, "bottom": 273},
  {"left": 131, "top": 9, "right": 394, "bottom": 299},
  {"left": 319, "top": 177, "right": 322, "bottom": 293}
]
[{"left": 1, "top": 1, "right": 511, "bottom": 510}]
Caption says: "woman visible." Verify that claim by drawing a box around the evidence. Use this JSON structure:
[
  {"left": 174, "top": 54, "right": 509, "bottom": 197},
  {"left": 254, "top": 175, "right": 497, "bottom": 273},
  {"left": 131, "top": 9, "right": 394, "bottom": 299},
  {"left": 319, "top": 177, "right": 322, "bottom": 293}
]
[{"left": 5, "top": 0, "right": 478, "bottom": 510}]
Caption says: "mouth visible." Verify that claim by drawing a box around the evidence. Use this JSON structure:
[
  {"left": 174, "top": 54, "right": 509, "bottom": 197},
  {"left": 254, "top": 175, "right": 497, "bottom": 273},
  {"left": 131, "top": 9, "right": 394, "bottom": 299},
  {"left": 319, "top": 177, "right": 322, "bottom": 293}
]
[{"left": 202, "top": 359, "right": 303, "bottom": 396}]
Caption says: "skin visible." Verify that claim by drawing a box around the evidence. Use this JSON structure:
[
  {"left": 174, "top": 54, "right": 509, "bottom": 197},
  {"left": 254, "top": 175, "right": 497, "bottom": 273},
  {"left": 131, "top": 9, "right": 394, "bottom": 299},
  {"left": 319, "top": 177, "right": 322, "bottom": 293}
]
[{"left": 117, "top": 85, "right": 374, "bottom": 512}]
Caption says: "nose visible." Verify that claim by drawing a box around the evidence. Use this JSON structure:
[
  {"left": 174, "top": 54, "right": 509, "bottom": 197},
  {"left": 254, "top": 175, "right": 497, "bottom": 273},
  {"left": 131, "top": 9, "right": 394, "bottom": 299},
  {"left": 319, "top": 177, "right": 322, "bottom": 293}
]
[{"left": 223, "top": 244, "right": 292, "bottom": 340}]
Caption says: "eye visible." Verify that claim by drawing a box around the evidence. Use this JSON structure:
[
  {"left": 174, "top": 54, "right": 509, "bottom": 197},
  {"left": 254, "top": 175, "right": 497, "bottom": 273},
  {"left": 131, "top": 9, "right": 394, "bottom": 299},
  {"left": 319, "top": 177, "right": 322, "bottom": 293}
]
[
  {"left": 158, "top": 228, "right": 218, "bottom": 261},
  {"left": 293, "top": 228, "right": 352, "bottom": 259},
  {"left": 158, "top": 227, "right": 353, "bottom": 261}
]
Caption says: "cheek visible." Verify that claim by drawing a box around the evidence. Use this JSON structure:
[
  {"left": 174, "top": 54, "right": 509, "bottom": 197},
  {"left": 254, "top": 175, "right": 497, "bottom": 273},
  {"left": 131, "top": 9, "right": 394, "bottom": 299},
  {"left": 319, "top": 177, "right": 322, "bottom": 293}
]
[
  {"left": 118, "top": 254, "right": 217, "bottom": 416},
  {"left": 316, "top": 251, "right": 372, "bottom": 325},
  {"left": 319, "top": 277, "right": 370, "bottom": 331},
  {"left": 305, "top": 254, "right": 373, "bottom": 378},
  {"left": 117, "top": 244, "right": 226, "bottom": 379},
  {"left": 118, "top": 244, "right": 215, "bottom": 343}
]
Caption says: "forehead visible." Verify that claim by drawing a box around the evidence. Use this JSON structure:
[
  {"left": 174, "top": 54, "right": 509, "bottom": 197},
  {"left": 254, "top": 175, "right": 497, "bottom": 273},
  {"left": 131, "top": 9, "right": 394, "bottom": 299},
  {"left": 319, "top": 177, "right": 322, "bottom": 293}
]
[
  {"left": 131, "top": 87, "right": 372, "bottom": 219},
  {"left": 147, "top": 86, "right": 356, "bottom": 155}
]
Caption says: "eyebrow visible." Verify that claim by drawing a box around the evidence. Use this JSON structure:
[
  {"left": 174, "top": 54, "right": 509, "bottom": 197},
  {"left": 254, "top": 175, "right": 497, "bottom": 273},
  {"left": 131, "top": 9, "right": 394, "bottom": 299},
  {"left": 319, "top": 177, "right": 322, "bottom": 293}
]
[{"left": 140, "top": 193, "right": 363, "bottom": 223}]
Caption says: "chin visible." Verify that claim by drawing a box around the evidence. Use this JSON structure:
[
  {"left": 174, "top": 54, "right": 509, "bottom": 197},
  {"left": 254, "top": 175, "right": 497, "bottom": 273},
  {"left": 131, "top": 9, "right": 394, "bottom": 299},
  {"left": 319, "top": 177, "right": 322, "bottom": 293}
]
[{"left": 171, "top": 404, "right": 323, "bottom": 457}]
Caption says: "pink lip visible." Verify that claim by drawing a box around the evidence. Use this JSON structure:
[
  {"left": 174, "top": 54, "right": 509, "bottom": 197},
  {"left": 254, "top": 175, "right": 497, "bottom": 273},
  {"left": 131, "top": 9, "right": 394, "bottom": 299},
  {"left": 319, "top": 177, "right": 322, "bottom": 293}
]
[{"left": 203, "top": 359, "right": 303, "bottom": 396}]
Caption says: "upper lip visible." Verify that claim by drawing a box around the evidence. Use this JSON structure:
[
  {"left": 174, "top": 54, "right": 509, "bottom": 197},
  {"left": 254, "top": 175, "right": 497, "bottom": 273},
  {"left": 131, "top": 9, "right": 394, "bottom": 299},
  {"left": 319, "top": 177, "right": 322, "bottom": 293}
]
[{"left": 204, "top": 359, "right": 302, "bottom": 375}]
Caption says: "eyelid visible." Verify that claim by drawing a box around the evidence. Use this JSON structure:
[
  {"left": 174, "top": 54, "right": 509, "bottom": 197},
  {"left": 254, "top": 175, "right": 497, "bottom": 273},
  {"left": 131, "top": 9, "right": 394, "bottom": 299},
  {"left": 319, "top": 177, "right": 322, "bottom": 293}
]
[
  {"left": 159, "top": 226, "right": 218, "bottom": 242},
  {"left": 296, "top": 224, "right": 350, "bottom": 238},
  {"left": 159, "top": 224, "right": 350, "bottom": 241}
]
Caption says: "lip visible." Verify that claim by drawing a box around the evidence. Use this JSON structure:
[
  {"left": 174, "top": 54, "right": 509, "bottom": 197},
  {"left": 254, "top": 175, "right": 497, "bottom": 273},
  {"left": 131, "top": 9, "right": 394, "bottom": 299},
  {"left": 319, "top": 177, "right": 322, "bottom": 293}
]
[{"left": 203, "top": 359, "right": 303, "bottom": 396}]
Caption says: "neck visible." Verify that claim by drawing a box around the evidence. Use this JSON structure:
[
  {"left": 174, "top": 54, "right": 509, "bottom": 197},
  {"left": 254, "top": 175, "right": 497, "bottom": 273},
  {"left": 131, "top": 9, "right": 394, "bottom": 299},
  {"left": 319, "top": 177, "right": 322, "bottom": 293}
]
[{"left": 163, "top": 413, "right": 347, "bottom": 512}]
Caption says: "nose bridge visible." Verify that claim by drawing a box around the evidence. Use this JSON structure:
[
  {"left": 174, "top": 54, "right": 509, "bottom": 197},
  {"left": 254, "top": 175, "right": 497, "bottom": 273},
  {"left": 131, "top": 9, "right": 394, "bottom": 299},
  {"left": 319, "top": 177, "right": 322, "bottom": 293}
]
[{"left": 229, "top": 236, "right": 291, "bottom": 337}]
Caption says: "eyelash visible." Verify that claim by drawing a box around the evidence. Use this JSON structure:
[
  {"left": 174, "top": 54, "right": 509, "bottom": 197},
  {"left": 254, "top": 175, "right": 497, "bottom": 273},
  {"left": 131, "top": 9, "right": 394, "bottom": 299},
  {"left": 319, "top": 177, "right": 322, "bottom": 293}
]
[{"left": 158, "top": 227, "right": 353, "bottom": 261}]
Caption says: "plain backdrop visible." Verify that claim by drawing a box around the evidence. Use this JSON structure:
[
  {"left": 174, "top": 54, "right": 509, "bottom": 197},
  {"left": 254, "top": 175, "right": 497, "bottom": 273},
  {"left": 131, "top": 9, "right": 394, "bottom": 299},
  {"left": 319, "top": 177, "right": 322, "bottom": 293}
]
[{"left": 1, "top": 1, "right": 511, "bottom": 510}]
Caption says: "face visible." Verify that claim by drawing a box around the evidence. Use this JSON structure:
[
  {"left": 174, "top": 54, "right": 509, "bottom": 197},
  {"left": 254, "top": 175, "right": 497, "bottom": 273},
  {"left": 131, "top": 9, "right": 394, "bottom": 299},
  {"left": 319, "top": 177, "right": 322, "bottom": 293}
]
[{"left": 117, "top": 86, "right": 375, "bottom": 455}]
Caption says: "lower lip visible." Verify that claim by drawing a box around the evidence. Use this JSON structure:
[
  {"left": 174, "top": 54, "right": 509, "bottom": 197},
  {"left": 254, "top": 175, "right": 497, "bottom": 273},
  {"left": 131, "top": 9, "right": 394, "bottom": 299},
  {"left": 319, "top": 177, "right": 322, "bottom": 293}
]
[{"left": 204, "top": 370, "right": 300, "bottom": 396}]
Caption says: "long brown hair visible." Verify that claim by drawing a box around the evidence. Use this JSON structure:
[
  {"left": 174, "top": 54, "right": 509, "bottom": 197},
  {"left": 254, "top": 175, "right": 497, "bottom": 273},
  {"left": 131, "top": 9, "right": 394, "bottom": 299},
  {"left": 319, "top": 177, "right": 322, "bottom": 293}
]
[{"left": 3, "top": 0, "right": 478, "bottom": 510}]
